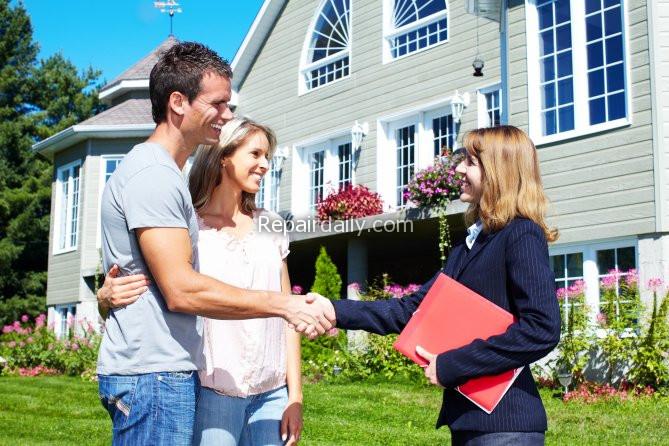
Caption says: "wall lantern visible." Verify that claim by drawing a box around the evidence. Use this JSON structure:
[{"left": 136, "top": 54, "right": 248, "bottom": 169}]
[
  {"left": 273, "top": 146, "right": 290, "bottom": 172},
  {"left": 451, "top": 90, "right": 471, "bottom": 124}
]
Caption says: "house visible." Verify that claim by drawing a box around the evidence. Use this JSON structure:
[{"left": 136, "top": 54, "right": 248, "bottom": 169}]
[{"left": 34, "top": 0, "right": 669, "bottom": 335}]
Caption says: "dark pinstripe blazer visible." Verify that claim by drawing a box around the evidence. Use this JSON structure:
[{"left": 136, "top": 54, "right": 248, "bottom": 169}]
[{"left": 333, "top": 218, "right": 561, "bottom": 433}]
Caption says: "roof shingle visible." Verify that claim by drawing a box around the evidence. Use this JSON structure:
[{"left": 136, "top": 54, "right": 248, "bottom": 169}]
[{"left": 79, "top": 98, "right": 154, "bottom": 126}]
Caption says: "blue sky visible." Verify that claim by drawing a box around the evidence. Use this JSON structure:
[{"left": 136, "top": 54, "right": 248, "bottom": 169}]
[{"left": 21, "top": 0, "right": 264, "bottom": 85}]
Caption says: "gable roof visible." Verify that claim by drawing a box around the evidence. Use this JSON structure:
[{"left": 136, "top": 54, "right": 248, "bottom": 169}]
[
  {"left": 230, "top": 0, "right": 286, "bottom": 91},
  {"left": 32, "top": 98, "right": 155, "bottom": 159},
  {"left": 99, "top": 36, "right": 179, "bottom": 103}
]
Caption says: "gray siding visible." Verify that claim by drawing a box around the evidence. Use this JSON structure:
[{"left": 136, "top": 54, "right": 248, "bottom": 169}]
[
  {"left": 650, "top": 0, "right": 669, "bottom": 231},
  {"left": 47, "top": 143, "right": 86, "bottom": 306},
  {"left": 236, "top": 0, "right": 502, "bottom": 213},
  {"left": 507, "top": 0, "right": 655, "bottom": 244}
]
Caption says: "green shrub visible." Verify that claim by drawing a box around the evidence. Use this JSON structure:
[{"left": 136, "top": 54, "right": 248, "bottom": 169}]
[
  {"left": 0, "top": 295, "right": 45, "bottom": 326},
  {"left": 310, "top": 246, "right": 342, "bottom": 300},
  {"left": 0, "top": 314, "right": 100, "bottom": 377}
]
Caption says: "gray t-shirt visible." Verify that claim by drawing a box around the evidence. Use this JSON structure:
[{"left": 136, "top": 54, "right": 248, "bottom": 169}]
[{"left": 97, "top": 142, "right": 203, "bottom": 375}]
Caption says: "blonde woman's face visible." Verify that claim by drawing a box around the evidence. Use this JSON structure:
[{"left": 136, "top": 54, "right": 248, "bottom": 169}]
[
  {"left": 456, "top": 153, "right": 482, "bottom": 203},
  {"left": 221, "top": 132, "right": 270, "bottom": 193}
]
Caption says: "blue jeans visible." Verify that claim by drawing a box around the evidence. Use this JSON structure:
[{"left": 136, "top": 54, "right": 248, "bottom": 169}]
[
  {"left": 193, "top": 385, "right": 288, "bottom": 446},
  {"left": 98, "top": 371, "right": 200, "bottom": 446},
  {"left": 451, "top": 431, "right": 545, "bottom": 446}
]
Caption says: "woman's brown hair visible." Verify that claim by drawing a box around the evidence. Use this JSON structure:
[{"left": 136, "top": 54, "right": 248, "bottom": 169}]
[
  {"left": 462, "top": 125, "right": 558, "bottom": 242},
  {"left": 189, "top": 117, "right": 277, "bottom": 214}
]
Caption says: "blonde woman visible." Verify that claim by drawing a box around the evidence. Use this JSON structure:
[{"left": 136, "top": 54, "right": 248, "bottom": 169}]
[
  {"left": 328, "top": 125, "right": 561, "bottom": 445},
  {"left": 99, "top": 118, "right": 303, "bottom": 446}
]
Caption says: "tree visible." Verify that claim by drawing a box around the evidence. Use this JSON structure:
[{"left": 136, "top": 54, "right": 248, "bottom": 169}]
[
  {"left": 310, "top": 246, "right": 342, "bottom": 300},
  {"left": 0, "top": 0, "right": 104, "bottom": 304}
]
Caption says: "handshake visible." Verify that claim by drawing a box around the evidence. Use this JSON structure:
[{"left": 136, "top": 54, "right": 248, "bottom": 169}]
[
  {"left": 282, "top": 292, "right": 336, "bottom": 339},
  {"left": 97, "top": 265, "right": 337, "bottom": 339}
]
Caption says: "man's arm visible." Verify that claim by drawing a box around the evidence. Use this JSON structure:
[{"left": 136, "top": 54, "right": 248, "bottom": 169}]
[{"left": 136, "top": 227, "right": 332, "bottom": 335}]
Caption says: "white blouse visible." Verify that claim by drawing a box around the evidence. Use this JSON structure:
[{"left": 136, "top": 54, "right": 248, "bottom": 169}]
[{"left": 197, "top": 209, "right": 290, "bottom": 397}]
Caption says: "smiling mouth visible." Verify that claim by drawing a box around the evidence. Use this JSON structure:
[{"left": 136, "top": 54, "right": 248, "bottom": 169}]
[{"left": 211, "top": 123, "right": 223, "bottom": 132}]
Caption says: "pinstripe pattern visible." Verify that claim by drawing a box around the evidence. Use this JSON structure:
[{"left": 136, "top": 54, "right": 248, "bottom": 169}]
[{"left": 333, "top": 218, "right": 561, "bottom": 433}]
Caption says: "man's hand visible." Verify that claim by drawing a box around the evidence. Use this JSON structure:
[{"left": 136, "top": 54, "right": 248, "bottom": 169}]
[
  {"left": 97, "top": 264, "right": 150, "bottom": 315},
  {"left": 283, "top": 293, "right": 335, "bottom": 339},
  {"left": 416, "top": 345, "right": 444, "bottom": 388}
]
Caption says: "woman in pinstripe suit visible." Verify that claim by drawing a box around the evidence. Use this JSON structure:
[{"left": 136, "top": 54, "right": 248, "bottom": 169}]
[{"left": 332, "top": 125, "right": 561, "bottom": 445}]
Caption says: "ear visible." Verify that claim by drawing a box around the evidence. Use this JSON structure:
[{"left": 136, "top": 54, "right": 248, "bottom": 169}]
[{"left": 168, "top": 91, "right": 187, "bottom": 116}]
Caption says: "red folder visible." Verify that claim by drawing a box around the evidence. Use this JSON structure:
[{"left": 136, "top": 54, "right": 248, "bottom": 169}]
[{"left": 393, "top": 273, "right": 523, "bottom": 414}]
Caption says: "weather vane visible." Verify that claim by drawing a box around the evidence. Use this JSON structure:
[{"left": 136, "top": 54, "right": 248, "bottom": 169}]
[{"left": 154, "top": 1, "right": 182, "bottom": 36}]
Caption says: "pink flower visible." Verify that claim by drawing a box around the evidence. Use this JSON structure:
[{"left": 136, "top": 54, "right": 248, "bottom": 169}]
[
  {"left": 21, "top": 314, "right": 29, "bottom": 323},
  {"left": 600, "top": 274, "right": 617, "bottom": 290},
  {"left": 567, "top": 280, "right": 586, "bottom": 298},
  {"left": 624, "top": 269, "right": 638, "bottom": 287},
  {"left": 647, "top": 277, "right": 664, "bottom": 293},
  {"left": 12, "top": 321, "right": 20, "bottom": 329},
  {"left": 556, "top": 288, "right": 567, "bottom": 300},
  {"left": 26, "top": 337, "right": 34, "bottom": 344},
  {"left": 71, "top": 343, "right": 80, "bottom": 351},
  {"left": 596, "top": 313, "right": 607, "bottom": 326},
  {"left": 348, "top": 282, "right": 360, "bottom": 291},
  {"left": 405, "top": 284, "right": 421, "bottom": 294},
  {"left": 8, "top": 341, "right": 16, "bottom": 348},
  {"left": 291, "top": 285, "right": 303, "bottom": 295},
  {"left": 18, "top": 341, "right": 25, "bottom": 348},
  {"left": 2, "top": 325, "right": 12, "bottom": 334}
]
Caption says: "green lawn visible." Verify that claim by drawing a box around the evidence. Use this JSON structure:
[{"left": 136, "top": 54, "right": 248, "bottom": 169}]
[{"left": 1, "top": 376, "right": 668, "bottom": 445}]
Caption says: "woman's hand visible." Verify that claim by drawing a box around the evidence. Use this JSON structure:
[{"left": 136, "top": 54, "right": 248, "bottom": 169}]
[
  {"left": 416, "top": 345, "right": 444, "bottom": 388},
  {"left": 280, "top": 399, "right": 303, "bottom": 445},
  {"left": 97, "top": 264, "right": 150, "bottom": 312}
]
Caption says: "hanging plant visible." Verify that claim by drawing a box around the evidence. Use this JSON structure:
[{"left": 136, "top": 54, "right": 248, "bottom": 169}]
[{"left": 403, "top": 151, "right": 463, "bottom": 263}]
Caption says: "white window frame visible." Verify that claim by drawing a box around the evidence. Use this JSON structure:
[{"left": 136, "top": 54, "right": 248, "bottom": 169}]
[
  {"left": 549, "top": 237, "right": 638, "bottom": 323},
  {"left": 97, "top": 155, "right": 124, "bottom": 248},
  {"left": 477, "top": 83, "right": 503, "bottom": 128},
  {"left": 525, "top": 0, "right": 632, "bottom": 146},
  {"left": 377, "top": 96, "right": 457, "bottom": 211},
  {"left": 54, "top": 160, "right": 82, "bottom": 255},
  {"left": 298, "top": 0, "right": 353, "bottom": 95},
  {"left": 291, "top": 132, "right": 354, "bottom": 216},
  {"left": 256, "top": 159, "right": 281, "bottom": 213},
  {"left": 382, "top": 0, "right": 449, "bottom": 63},
  {"left": 54, "top": 304, "right": 76, "bottom": 339}
]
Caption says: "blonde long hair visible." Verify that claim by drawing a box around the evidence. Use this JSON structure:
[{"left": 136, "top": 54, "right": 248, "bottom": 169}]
[
  {"left": 462, "top": 125, "right": 558, "bottom": 242},
  {"left": 189, "top": 117, "right": 277, "bottom": 214}
]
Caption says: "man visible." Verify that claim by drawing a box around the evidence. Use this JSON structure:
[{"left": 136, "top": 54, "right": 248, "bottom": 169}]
[{"left": 96, "top": 42, "right": 334, "bottom": 445}]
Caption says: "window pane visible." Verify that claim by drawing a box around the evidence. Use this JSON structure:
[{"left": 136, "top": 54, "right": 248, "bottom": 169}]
[
  {"left": 540, "top": 31, "right": 554, "bottom": 54},
  {"left": 541, "top": 57, "right": 555, "bottom": 82},
  {"left": 543, "top": 83, "right": 556, "bottom": 108},
  {"left": 588, "top": 69, "right": 605, "bottom": 97},
  {"left": 555, "top": 0, "right": 570, "bottom": 24},
  {"left": 587, "top": 41, "right": 604, "bottom": 69},
  {"left": 558, "top": 105, "right": 575, "bottom": 132},
  {"left": 586, "top": 13, "right": 602, "bottom": 41},
  {"left": 607, "top": 64, "right": 624, "bottom": 92},
  {"left": 597, "top": 249, "right": 616, "bottom": 274},
  {"left": 607, "top": 92, "right": 626, "bottom": 120},
  {"left": 589, "top": 97, "right": 606, "bottom": 125},
  {"left": 543, "top": 109, "right": 557, "bottom": 135},
  {"left": 604, "top": 6, "right": 622, "bottom": 35},
  {"left": 390, "top": 0, "right": 448, "bottom": 59},
  {"left": 618, "top": 247, "right": 635, "bottom": 271},
  {"left": 567, "top": 252, "right": 583, "bottom": 277},
  {"left": 538, "top": 4, "right": 553, "bottom": 29},
  {"left": 586, "top": 0, "right": 601, "bottom": 13},
  {"left": 556, "top": 24, "right": 572, "bottom": 51},
  {"left": 556, "top": 51, "right": 572, "bottom": 78},
  {"left": 558, "top": 78, "right": 573, "bottom": 105},
  {"left": 605, "top": 35, "right": 623, "bottom": 64},
  {"left": 550, "top": 255, "right": 565, "bottom": 279}
]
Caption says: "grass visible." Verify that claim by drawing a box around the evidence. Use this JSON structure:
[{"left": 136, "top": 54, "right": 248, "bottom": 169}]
[{"left": 1, "top": 376, "right": 668, "bottom": 445}]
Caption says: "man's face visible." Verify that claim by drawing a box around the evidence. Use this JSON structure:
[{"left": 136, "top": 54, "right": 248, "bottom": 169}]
[{"left": 182, "top": 72, "right": 233, "bottom": 147}]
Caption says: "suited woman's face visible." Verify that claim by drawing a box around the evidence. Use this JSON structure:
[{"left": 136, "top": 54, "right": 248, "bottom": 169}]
[{"left": 455, "top": 154, "right": 482, "bottom": 203}]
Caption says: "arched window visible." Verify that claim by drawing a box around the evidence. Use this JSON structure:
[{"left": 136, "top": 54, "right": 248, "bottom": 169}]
[
  {"left": 300, "top": 0, "right": 351, "bottom": 92},
  {"left": 384, "top": 0, "right": 448, "bottom": 61}
]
